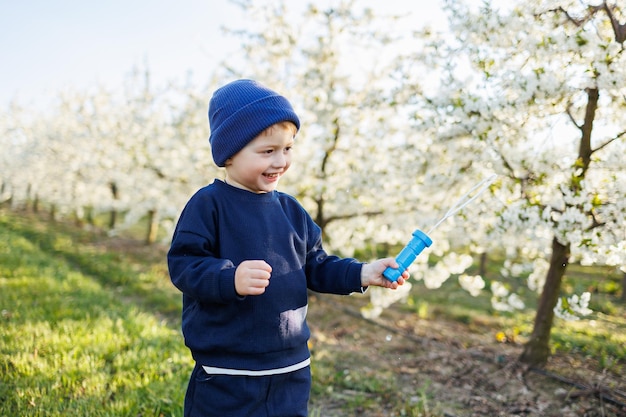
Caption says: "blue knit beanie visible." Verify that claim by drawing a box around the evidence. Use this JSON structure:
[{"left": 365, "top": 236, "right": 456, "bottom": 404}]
[{"left": 208, "top": 79, "right": 300, "bottom": 167}]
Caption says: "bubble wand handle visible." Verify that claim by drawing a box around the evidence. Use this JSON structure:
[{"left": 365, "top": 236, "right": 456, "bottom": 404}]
[
  {"left": 383, "top": 175, "right": 497, "bottom": 282},
  {"left": 382, "top": 229, "right": 432, "bottom": 282}
]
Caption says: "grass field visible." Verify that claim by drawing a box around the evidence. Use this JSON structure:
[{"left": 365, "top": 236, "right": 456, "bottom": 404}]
[
  {"left": 1, "top": 209, "right": 624, "bottom": 416},
  {"left": 0, "top": 211, "right": 189, "bottom": 416}
]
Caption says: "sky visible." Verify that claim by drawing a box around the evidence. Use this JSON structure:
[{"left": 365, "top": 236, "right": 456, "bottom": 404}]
[{"left": 0, "top": 0, "right": 447, "bottom": 108}]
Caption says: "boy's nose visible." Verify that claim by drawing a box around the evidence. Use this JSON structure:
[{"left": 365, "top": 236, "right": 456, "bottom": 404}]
[{"left": 272, "top": 152, "right": 288, "bottom": 167}]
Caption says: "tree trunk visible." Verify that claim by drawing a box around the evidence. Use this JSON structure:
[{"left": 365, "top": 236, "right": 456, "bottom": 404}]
[
  {"left": 479, "top": 252, "right": 488, "bottom": 277},
  {"left": 108, "top": 182, "right": 119, "bottom": 230},
  {"left": 146, "top": 209, "right": 159, "bottom": 245},
  {"left": 25, "top": 183, "right": 32, "bottom": 211},
  {"left": 74, "top": 210, "right": 84, "bottom": 227},
  {"left": 109, "top": 209, "right": 118, "bottom": 230},
  {"left": 621, "top": 269, "right": 626, "bottom": 303},
  {"left": 86, "top": 206, "right": 95, "bottom": 226},
  {"left": 1, "top": 180, "right": 11, "bottom": 207},
  {"left": 520, "top": 86, "right": 599, "bottom": 366},
  {"left": 519, "top": 237, "right": 571, "bottom": 367}
]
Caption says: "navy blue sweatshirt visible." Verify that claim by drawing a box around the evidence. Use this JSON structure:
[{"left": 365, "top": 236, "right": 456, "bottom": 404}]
[{"left": 167, "top": 180, "right": 364, "bottom": 371}]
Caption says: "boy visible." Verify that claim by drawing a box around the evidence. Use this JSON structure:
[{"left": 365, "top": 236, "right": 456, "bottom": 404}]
[{"left": 167, "top": 79, "right": 408, "bottom": 417}]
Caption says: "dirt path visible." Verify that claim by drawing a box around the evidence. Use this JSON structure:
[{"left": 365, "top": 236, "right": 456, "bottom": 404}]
[{"left": 307, "top": 293, "right": 626, "bottom": 417}]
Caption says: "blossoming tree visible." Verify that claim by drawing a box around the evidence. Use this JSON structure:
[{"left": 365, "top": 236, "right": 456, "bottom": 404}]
[{"left": 404, "top": 0, "right": 626, "bottom": 366}]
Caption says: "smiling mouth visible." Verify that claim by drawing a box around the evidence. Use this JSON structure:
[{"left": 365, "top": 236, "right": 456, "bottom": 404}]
[{"left": 264, "top": 173, "right": 280, "bottom": 179}]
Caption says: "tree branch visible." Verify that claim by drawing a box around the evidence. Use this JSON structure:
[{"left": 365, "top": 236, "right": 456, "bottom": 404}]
[
  {"left": 540, "top": 5, "right": 603, "bottom": 27},
  {"left": 546, "top": 2, "right": 625, "bottom": 45},
  {"left": 585, "top": 209, "right": 606, "bottom": 231},
  {"left": 603, "top": 1, "right": 626, "bottom": 44},
  {"left": 566, "top": 102, "right": 583, "bottom": 131},
  {"left": 591, "top": 130, "right": 626, "bottom": 154},
  {"left": 325, "top": 209, "right": 384, "bottom": 225}
]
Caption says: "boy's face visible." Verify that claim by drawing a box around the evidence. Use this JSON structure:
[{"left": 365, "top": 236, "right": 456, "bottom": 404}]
[{"left": 224, "top": 125, "right": 295, "bottom": 193}]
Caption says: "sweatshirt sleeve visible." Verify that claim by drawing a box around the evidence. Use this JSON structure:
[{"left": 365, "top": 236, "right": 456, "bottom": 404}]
[
  {"left": 304, "top": 215, "right": 364, "bottom": 294},
  {"left": 167, "top": 192, "right": 240, "bottom": 304}
]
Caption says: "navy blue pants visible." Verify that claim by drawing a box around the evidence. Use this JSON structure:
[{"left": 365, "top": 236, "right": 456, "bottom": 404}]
[{"left": 184, "top": 363, "right": 311, "bottom": 417}]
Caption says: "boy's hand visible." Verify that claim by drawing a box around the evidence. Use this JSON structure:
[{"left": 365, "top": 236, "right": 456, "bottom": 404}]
[
  {"left": 235, "top": 260, "right": 272, "bottom": 296},
  {"left": 360, "top": 258, "right": 409, "bottom": 289}
]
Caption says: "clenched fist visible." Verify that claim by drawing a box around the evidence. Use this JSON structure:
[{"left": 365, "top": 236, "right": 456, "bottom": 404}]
[{"left": 235, "top": 260, "right": 272, "bottom": 296}]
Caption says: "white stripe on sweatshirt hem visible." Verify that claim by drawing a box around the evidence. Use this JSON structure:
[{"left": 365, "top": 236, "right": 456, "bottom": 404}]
[{"left": 202, "top": 358, "right": 310, "bottom": 376}]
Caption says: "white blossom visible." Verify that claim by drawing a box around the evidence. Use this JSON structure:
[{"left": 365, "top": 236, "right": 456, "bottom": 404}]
[
  {"left": 458, "top": 274, "right": 485, "bottom": 297},
  {"left": 490, "top": 281, "right": 525, "bottom": 312},
  {"left": 554, "top": 292, "right": 593, "bottom": 321},
  {"left": 527, "top": 258, "right": 549, "bottom": 292}
]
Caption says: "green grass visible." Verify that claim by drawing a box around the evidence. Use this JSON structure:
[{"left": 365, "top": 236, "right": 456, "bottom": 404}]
[{"left": 0, "top": 211, "right": 189, "bottom": 417}]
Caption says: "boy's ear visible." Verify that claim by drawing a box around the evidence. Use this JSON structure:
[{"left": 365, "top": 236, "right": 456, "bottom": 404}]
[{"left": 224, "top": 158, "right": 233, "bottom": 166}]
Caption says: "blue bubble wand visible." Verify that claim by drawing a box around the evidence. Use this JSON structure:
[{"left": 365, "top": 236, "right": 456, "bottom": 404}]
[{"left": 383, "top": 174, "right": 498, "bottom": 282}]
